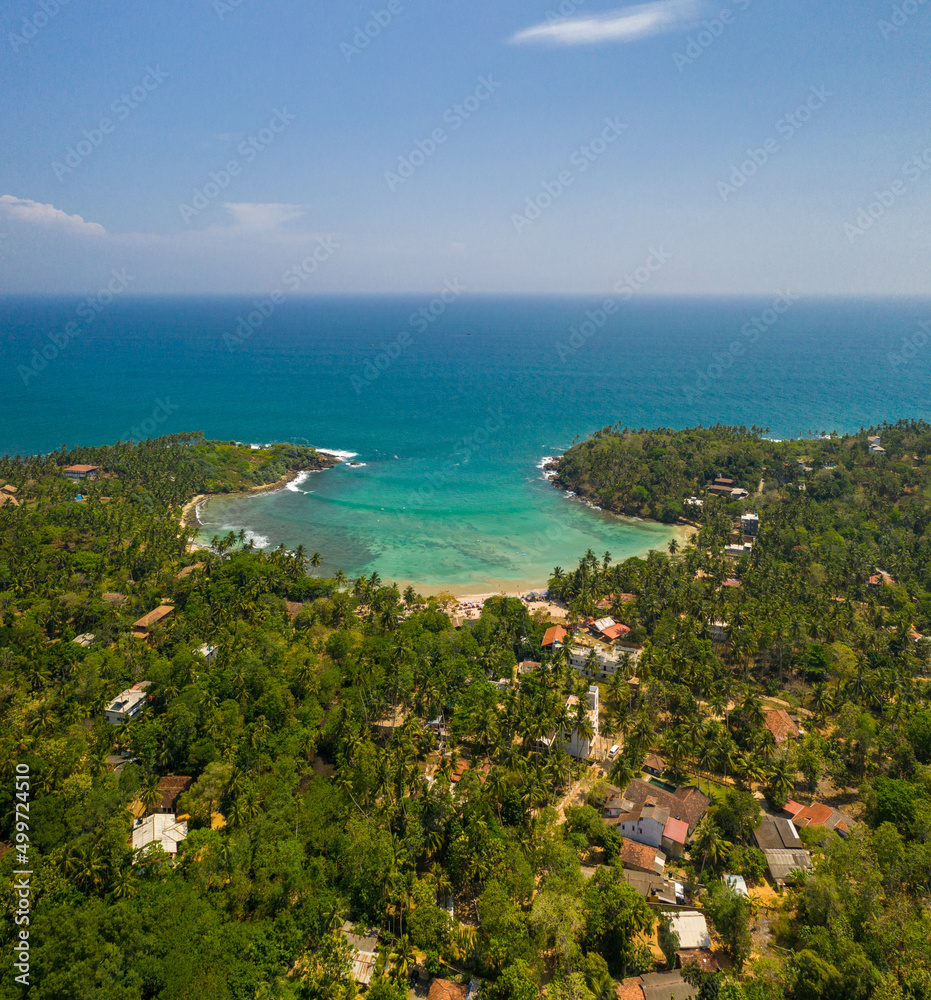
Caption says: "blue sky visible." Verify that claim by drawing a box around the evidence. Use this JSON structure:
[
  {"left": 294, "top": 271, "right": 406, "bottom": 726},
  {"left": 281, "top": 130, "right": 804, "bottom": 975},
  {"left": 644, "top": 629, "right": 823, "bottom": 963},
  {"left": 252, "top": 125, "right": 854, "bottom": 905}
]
[{"left": 0, "top": 0, "right": 928, "bottom": 294}]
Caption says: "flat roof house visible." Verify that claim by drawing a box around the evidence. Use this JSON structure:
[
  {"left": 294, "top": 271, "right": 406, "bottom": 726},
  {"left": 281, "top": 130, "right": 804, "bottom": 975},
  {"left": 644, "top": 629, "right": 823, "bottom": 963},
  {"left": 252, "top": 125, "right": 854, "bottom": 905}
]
[{"left": 104, "top": 682, "right": 151, "bottom": 724}]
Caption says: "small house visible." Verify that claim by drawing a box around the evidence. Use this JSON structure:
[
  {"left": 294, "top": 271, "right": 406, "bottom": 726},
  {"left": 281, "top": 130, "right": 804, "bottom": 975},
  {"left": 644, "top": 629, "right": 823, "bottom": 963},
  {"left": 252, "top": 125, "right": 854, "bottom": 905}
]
[
  {"left": 542, "top": 624, "right": 568, "bottom": 648},
  {"left": 668, "top": 911, "right": 712, "bottom": 951},
  {"left": 156, "top": 776, "right": 193, "bottom": 813},
  {"left": 763, "top": 709, "right": 800, "bottom": 746},
  {"left": 341, "top": 922, "right": 379, "bottom": 987},
  {"left": 131, "top": 813, "right": 187, "bottom": 856},
  {"left": 643, "top": 753, "right": 665, "bottom": 777},
  {"left": 620, "top": 837, "right": 666, "bottom": 875}
]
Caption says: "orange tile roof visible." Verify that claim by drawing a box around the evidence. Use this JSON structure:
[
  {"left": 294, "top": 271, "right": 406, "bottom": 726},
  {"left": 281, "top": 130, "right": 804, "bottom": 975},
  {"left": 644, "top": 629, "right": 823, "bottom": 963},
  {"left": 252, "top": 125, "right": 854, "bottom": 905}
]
[
  {"left": 131, "top": 605, "right": 174, "bottom": 629},
  {"left": 764, "top": 709, "right": 799, "bottom": 745},
  {"left": 793, "top": 802, "right": 833, "bottom": 828},
  {"left": 542, "top": 625, "right": 567, "bottom": 647},
  {"left": 602, "top": 623, "right": 632, "bottom": 640},
  {"left": 621, "top": 837, "right": 663, "bottom": 872},
  {"left": 616, "top": 980, "right": 645, "bottom": 1000}
]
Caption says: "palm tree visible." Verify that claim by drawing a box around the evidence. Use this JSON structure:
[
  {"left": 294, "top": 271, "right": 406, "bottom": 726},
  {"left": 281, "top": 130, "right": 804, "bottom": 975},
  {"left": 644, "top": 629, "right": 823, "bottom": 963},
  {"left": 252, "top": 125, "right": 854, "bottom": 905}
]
[
  {"left": 691, "top": 817, "right": 732, "bottom": 877},
  {"left": 310, "top": 551, "right": 322, "bottom": 575},
  {"left": 388, "top": 935, "right": 415, "bottom": 983},
  {"left": 140, "top": 774, "right": 162, "bottom": 815}
]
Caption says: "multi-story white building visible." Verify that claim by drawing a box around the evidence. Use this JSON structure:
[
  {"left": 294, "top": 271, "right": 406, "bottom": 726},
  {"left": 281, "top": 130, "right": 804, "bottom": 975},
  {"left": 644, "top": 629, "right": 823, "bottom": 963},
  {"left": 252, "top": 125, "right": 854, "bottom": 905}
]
[
  {"left": 566, "top": 686, "right": 599, "bottom": 759},
  {"left": 569, "top": 645, "right": 637, "bottom": 680},
  {"left": 103, "top": 682, "right": 151, "bottom": 724}
]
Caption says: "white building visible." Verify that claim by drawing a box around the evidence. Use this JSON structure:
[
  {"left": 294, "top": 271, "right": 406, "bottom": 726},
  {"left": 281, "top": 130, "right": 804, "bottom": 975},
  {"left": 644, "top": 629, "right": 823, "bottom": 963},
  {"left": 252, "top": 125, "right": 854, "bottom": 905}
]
[
  {"left": 197, "top": 643, "right": 218, "bottom": 662},
  {"left": 615, "top": 801, "right": 670, "bottom": 849},
  {"left": 104, "top": 682, "right": 151, "bottom": 724},
  {"left": 569, "top": 645, "right": 637, "bottom": 679},
  {"left": 566, "top": 686, "right": 599, "bottom": 759},
  {"left": 131, "top": 813, "right": 187, "bottom": 856}
]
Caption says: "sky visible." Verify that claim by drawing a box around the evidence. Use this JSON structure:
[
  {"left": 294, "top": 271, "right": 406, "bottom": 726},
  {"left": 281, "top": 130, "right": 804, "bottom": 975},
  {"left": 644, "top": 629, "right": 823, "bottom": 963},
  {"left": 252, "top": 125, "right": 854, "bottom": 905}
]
[{"left": 0, "top": 0, "right": 929, "bottom": 295}]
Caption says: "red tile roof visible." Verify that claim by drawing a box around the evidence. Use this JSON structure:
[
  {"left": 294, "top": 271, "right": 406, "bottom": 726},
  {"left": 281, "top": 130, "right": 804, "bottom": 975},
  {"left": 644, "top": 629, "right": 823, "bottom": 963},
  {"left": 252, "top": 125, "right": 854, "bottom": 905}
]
[
  {"left": 428, "top": 980, "right": 469, "bottom": 1000},
  {"left": 621, "top": 837, "right": 663, "bottom": 872},
  {"left": 764, "top": 709, "right": 799, "bottom": 745},
  {"left": 602, "top": 623, "right": 632, "bottom": 641},
  {"left": 64, "top": 464, "right": 100, "bottom": 473},
  {"left": 792, "top": 802, "right": 833, "bottom": 828},
  {"left": 542, "top": 625, "right": 567, "bottom": 647},
  {"left": 663, "top": 816, "right": 689, "bottom": 845}
]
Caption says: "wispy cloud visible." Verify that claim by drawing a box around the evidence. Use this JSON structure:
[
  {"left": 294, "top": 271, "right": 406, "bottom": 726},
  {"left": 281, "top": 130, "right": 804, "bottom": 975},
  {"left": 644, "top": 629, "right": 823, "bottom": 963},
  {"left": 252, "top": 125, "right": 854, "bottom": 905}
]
[
  {"left": 0, "top": 194, "right": 106, "bottom": 236},
  {"left": 509, "top": 0, "right": 701, "bottom": 46},
  {"left": 221, "top": 202, "right": 307, "bottom": 233}
]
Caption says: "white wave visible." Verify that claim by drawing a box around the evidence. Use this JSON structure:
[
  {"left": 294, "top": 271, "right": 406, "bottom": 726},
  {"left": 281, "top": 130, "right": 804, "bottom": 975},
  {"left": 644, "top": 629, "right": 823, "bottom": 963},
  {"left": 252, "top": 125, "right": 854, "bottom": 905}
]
[
  {"left": 346, "top": 462, "right": 367, "bottom": 468},
  {"left": 315, "top": 447, "right": 358, "bottom": 460},
  {"left": 285, "top": 471, "right": 313, "bottom": 492},
  {"left": 536, "top": 455, "right": 558, "bottom": 469}
]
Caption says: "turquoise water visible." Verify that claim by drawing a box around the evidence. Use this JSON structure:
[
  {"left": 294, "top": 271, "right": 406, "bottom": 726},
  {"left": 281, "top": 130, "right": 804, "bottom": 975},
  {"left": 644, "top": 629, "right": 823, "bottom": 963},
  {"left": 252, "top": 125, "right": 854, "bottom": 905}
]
[{"left": 2, "top": 295, "right": 930, "bottom": 590}]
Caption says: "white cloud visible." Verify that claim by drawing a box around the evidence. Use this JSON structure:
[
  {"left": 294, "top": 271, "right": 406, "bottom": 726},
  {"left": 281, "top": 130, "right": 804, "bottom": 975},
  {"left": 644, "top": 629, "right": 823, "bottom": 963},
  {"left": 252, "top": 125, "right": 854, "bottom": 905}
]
[
  {"left": 221, "top": 202, "right": 307, "bottom": 233},
  {"left": 0, "top": 194, "right": 106, "bottom": 236},
  {"left": 509, "top": 0, "right": 701, "bottom": 46}
]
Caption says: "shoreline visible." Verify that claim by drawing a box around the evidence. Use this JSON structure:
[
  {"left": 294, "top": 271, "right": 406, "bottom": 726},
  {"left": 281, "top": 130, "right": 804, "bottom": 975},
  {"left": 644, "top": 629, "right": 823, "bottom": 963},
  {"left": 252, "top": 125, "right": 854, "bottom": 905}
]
[
  {"left": 179, "top": 464, "right": 338, "bottom": 538},
  {"left": 544, "top": 456, "right": 701, "bottom": 539}
]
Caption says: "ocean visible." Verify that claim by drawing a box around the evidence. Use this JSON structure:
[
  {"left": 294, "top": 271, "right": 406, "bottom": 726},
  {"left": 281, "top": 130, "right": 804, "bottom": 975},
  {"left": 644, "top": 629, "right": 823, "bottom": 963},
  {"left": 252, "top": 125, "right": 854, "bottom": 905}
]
[{"left": 2, "top": 295, "right": 929, "bottom": 593}]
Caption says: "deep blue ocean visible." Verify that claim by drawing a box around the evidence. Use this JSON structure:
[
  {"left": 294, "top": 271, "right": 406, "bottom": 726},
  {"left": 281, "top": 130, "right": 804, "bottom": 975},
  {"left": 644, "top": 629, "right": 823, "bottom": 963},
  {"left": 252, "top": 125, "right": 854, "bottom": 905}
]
[{"left": 2, "top": 295, "right": 929, "bottom": 592}]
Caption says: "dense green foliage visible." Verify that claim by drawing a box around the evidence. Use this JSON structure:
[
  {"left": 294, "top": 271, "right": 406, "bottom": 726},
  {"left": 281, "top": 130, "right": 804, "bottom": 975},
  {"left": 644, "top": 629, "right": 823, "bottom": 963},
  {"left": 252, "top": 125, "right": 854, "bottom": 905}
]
[{"left": 3, "top": 425, "right": 931, "bottom": 999}]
